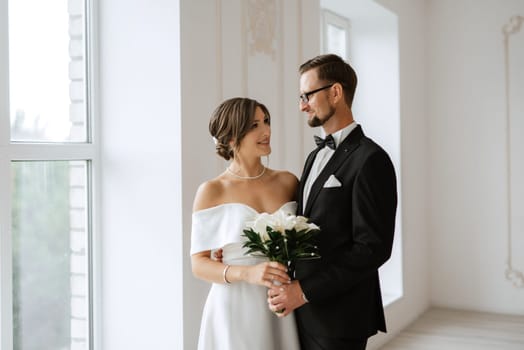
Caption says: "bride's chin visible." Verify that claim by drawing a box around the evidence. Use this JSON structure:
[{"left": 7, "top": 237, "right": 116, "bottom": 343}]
[{"left": 258, "top": 146, "right": 271, "bottom": 156}]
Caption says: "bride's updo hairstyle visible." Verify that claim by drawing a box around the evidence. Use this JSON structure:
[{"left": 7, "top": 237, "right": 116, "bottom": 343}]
[{"left": 209, "top": 97, "right": 270, "bottom": 161}]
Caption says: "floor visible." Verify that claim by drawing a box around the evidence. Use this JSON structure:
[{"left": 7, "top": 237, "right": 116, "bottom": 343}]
[{"left": 380, "top": 308, "right": 524, "bottom": 350}]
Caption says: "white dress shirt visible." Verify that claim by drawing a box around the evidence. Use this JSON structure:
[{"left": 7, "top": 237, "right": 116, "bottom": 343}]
[{"left": 302, "top": 122, "right": 357, "bottom": 209}]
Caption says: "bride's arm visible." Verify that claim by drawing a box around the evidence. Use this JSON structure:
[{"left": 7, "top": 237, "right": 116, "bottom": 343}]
[
  {"left": 191, "top": 251, "right": 231, "bottom": 284},
  {"left": 190, "top": 178, "right": 291, "bottom": 286},
  {"left": 191, "top": 252, "right": 290, "bottom": 287}
]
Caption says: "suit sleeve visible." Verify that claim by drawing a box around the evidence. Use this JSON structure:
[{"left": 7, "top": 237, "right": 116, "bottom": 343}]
[{"left": 300, "top": 150, "right": 398, "bottom": 302}]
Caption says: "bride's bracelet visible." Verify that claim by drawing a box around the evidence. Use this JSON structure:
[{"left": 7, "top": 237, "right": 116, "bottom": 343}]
[{"left": 223, "top": 264, "right": 231, "bottom": 284}]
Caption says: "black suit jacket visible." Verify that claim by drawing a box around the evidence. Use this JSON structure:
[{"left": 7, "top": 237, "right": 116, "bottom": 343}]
[{"left": 295, "top": 125, "right": 397, "bottom": 339}]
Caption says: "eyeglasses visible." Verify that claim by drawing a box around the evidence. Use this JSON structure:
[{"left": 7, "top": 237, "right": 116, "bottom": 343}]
[{"left": 299, "top": 83, "right": 335, "bottom": 104}]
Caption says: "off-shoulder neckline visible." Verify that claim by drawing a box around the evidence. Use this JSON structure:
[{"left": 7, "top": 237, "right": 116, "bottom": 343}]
[{"left": 193, "top": 201, "right": 297, "bottom": 215}]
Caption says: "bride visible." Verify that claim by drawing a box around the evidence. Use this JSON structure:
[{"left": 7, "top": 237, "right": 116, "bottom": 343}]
[{"left": 190, "top": 97, "right": 301, "bottom": 350}]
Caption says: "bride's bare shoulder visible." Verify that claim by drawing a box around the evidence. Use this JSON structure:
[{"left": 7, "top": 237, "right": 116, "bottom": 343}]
[
  {"left": 267, "top": 169, "right": 299, "bottom": 194},
  {"left": 271, "top": 169, "right": 298, "bottom": 185},
  {"left": 193, "top": 177, "right": 226, "bottom": 212}
]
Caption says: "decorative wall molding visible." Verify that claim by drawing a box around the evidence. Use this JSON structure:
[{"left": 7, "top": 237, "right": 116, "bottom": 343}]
[
  {"left": 247, "top": 0, "right": 277, "bottom": 59},
  {"left": 503, "top": 15, "right": 524, "bottom": 288},
  {"left": 503, "top": 15, "right": 524, "bottom": 35}
]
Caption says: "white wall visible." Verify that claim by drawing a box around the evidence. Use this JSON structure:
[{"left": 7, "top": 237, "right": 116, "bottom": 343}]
[
  {"left": 99, "top": 1, "right": 183, "bottom": 349},
  {"left": 427, "top": 0, "right": 524, "bottom": 314}
]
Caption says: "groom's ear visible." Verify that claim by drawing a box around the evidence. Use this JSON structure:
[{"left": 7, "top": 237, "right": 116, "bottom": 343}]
[{"left": 331, "top": 83, "right": 345, "bottom": 104}]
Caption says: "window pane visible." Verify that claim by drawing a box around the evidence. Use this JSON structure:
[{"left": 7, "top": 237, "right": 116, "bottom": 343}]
[
  {"left": 12, "top": 161, "right": 90, "bottom": 350},
  {"left": 8, "top": 0, "right": 87, "bottom": 142},
  {"left": 326, "top": 23, "right": 347, "bottom": 58}
]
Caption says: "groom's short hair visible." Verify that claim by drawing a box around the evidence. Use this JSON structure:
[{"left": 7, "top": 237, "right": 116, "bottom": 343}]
[{"left": 299, "top": 54, "right": 357, "bottom": 108}]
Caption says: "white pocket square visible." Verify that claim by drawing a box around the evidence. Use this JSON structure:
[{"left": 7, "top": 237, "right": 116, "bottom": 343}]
[{"left": 323, "top": 174, "right": 342, "bottom": 188}]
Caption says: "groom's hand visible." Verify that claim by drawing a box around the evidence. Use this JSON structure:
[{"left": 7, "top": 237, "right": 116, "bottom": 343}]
[{"left": 267, "top": 280, "right": 306, "bottom": 317}]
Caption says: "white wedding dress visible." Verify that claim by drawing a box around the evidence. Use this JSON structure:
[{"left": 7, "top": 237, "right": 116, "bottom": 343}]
[{"left": 191, "top": 201, "right": 300, "bottom": 350}]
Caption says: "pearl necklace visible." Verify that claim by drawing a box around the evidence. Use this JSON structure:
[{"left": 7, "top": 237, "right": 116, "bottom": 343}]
[{"left": 226, "top": 166, "right": 266, "bottom": 180}]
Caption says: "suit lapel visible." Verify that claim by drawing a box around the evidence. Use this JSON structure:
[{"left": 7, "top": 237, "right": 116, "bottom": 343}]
[
  {"left": 304, "top": 126, "right": 364, "bottom": 216},
  {"left": 298, "top": 148, "right": 321, "bottom": 215}
]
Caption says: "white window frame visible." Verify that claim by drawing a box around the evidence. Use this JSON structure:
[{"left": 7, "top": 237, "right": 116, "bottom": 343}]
[
  {"left": 321, "top": 9, "right": 351, "bottom": 57},
  {"left": 0, "top": 0, "right": 99, "bottom": 349}
]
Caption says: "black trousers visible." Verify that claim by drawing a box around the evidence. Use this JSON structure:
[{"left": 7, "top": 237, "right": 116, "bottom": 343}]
[{"left": 297, "top": 325, "right": 368, "bottom": 350}]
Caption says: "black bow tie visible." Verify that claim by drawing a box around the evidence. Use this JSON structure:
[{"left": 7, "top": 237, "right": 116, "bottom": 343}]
[{"left": 314, "top": 135, "right": 336, "bottom": 150}]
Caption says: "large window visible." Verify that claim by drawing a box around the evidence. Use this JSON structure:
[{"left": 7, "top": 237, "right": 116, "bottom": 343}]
[{"left": 1, "top": 0, "right": 95, "bottom": 349}]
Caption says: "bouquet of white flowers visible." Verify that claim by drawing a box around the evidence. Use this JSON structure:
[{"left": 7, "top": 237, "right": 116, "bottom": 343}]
[{"left": 242, "top": 209, "right": 321, "bottom": 277}]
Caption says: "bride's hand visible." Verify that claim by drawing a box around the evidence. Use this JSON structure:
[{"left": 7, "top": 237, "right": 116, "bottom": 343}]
[
  {"left": 242, "top": 261, "right": 290, "bottom": 288},
  {"left": 212, "top": 248, "right": 223, "bottom": 262}
]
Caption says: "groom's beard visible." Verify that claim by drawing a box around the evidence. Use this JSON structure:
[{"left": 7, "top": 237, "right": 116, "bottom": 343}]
[{"left": 308, "top": 105, "right": 335, "bottom": 127}]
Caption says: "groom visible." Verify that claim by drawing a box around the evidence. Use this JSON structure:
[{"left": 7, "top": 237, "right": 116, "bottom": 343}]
[{"left": 268, "top": 54, "right": 398, "bottom": 350}]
